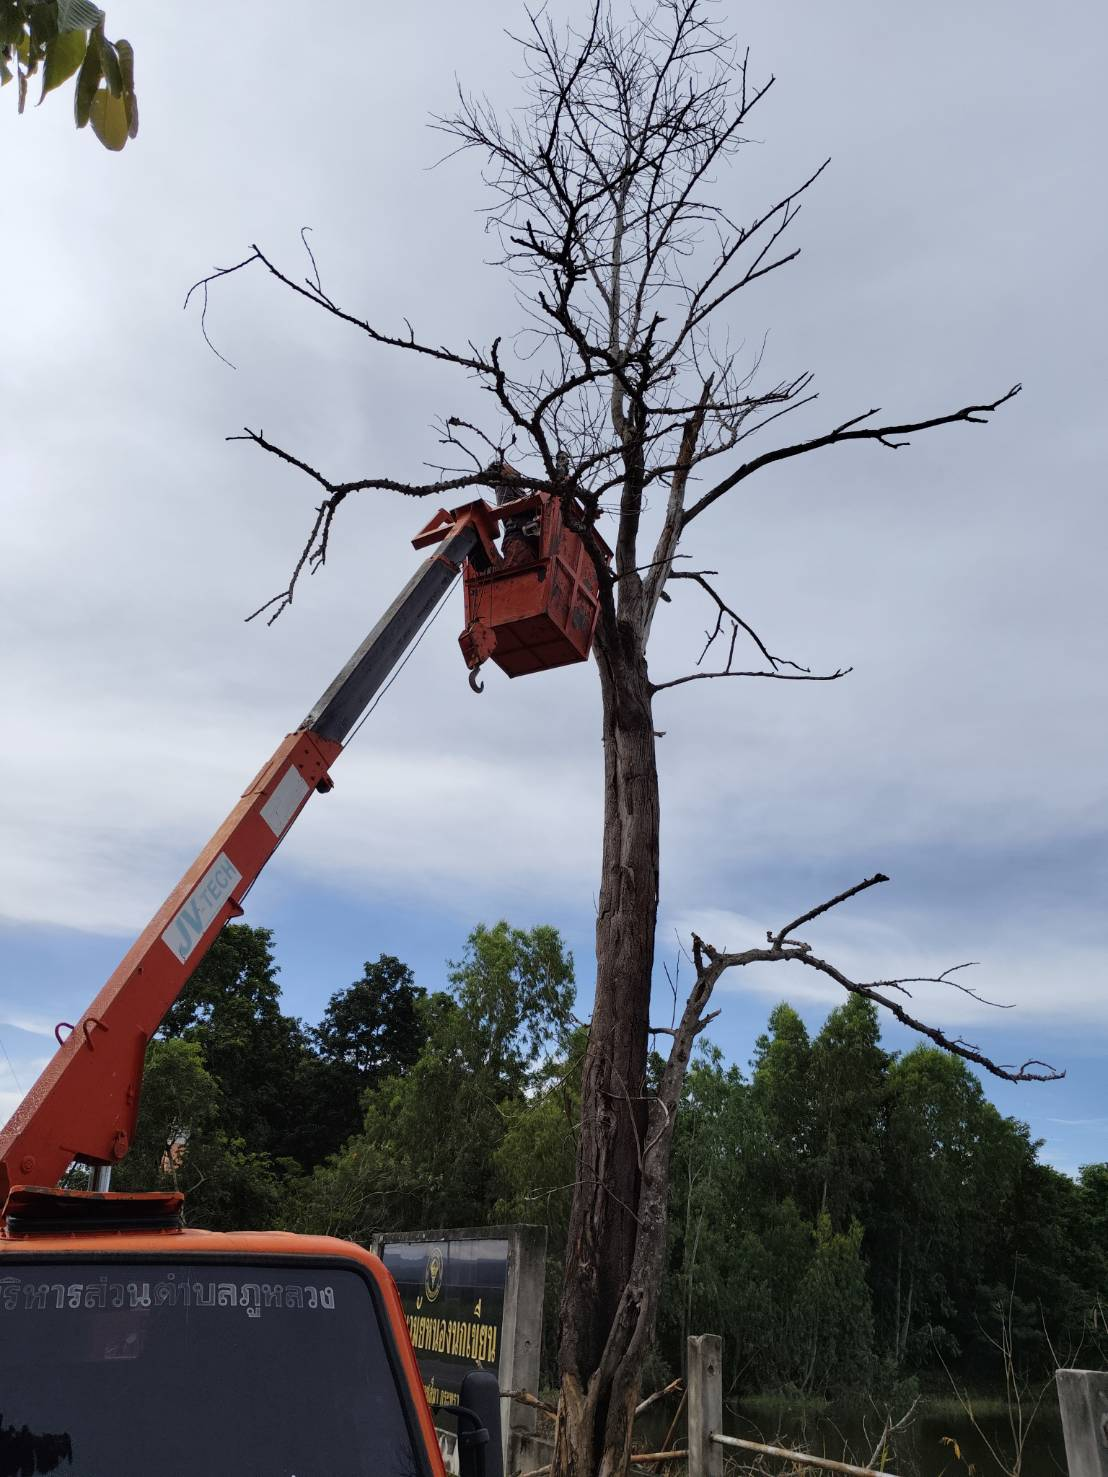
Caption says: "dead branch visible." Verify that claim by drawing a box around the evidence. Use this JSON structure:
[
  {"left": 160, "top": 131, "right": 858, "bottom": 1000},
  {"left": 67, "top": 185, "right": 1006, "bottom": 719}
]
[
  {"left": 658, "top": 1384, "right": 688, "bottom": 1460},
  {"left": 668, "top": 569, "right": 816, "bottom": 673},
  {"left": 770, "top": 872, "right": 889, "bottom": 948},
  {"left": 649, "top": 555, "right": 852, "bottom": 690},
  {"left": 863, "top": 1393, "right": 921, "bottom": 1470},
  {"left": 681, "top": 384, "right": 1022, "bottom": 527},
  {"left": 660, "top": 158, "right": 832, "bottom": 366},
  {"left": 185, "top": 245, "right": 490, "bottom": 375},
  {"left": 634, "top": 1377, "right": 684, "bottom": 1418},
  {"left": 228, "top": 428, "right": 506, "bottom": 503},
  {"left": 503, "top": 1388, "right": 558, "bottom": 1417},
  {"left": 227, "top": 429, "right": 557, "bottom": 621},
  {"left": 689, "top": 874, "right": 1063, "bottom": 1084},
  {"left": 712, "top": 1433, "right": 895, "bottom": 1477},
  {"left": 651, "top": 665, "right": 851, "bottom": 694},
  {"left": 885, "top": 963, "right": 1015, "bottom": 1010}
]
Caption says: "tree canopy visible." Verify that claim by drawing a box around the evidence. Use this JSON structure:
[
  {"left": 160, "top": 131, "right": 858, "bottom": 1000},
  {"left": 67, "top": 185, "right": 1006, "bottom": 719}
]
[{"left": 291, "top": 920, "right": 575, "bottom": 1238}]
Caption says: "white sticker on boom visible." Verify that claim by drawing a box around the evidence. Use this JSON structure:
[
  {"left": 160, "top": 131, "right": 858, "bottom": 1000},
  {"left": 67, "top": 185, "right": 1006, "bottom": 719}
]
[
  {"left": 260, "top": 766, "right": 310, "bottom": 838},
  {"left": 161, "top": 853, "right": 243, "bottom": 965}
]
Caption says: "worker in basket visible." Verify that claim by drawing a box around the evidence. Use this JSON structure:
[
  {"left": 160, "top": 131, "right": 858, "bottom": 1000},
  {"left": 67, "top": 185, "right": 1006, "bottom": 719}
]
[{"left": 489, "top": 457, "right": 541, "bottom": 566}]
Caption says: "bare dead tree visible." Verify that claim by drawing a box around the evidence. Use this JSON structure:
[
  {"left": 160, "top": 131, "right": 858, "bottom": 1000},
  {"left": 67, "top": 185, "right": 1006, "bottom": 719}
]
[{"left": 189, "top": 5, "right": 1048, "bottom": 1474}]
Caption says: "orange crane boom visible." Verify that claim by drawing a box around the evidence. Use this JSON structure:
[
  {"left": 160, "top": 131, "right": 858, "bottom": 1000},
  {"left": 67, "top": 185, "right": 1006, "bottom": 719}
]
[{"left": 0, "top": 508, "right": 490, "bottom": 1201}]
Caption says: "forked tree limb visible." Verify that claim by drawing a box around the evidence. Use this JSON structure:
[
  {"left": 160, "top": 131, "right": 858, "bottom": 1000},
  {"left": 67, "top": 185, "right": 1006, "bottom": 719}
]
[
  {"left": 667, "top": 569, "right": 819, "bottom": 674},
  {"left": 687, "top": 874, "right": 1063, "bottom": 1084}
]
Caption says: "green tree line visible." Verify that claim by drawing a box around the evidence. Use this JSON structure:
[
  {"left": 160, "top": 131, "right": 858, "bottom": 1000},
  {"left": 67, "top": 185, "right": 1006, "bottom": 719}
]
[{"left": 120, "top": 923, "right": 1106, "bottom": 1398}]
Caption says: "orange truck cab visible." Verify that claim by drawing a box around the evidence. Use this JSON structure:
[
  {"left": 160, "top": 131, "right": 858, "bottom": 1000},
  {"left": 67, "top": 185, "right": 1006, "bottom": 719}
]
[{"left": 1, "top": 1192, "right": 449, "bottom": 1476}]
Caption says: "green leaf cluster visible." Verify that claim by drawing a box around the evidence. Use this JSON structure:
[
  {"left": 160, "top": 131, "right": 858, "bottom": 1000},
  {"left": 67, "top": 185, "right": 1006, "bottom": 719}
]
[
  {"left": 120, "top": 926, "right": 438, "bottom": 1227},
  {"left": 287, "top": 921, "right": 575, "bottom": 1239},
  {"left": 112, "top": 1037, "right": 282, "bottom": 1228},
  {"left": 1, "top": 0, "right": 136, "bottom": 149},
  {"left": 123, "top": 920, "right": 575, "bottom": 1243}
]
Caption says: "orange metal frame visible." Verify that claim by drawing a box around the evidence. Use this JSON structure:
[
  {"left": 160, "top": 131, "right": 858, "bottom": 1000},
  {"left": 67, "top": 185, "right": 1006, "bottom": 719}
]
[
  {"left": 412, "top": 496, "right": 511, "bottom": 559},
  {"left": 416, "top": 491, "right": 611, "bottom": 680},
  {"left": 462, "top": 494, "right": 605, "bottom": 677}
]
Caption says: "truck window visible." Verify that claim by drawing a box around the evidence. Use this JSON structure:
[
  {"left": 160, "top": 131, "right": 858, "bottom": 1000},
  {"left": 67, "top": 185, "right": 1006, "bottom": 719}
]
[{"left": 0, "top": 1262, "right": 428, "bottom": 1477}]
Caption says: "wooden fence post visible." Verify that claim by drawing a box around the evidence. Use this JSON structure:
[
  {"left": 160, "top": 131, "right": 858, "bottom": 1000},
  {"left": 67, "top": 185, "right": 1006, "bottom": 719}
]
[
  {"left": 687, "top": 1334, "right": 723, "bottom": 1477},
  {"left": 1056, "top": 1369, "right": 1108, "bottom": 1477}
]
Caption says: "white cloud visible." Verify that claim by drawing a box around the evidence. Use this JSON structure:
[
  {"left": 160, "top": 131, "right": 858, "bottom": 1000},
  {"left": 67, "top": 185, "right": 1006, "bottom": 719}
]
[
  {"left": 0, "top": 1012, "right": 56, "bottom": 1040},
  {"left": 1, "top": 0, "right": 1106, "bottom": 1060}
]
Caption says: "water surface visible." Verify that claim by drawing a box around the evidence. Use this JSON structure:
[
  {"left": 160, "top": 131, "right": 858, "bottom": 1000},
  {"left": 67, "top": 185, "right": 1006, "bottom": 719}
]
[{"left": 723, "top": 1397, "right": 1067, "bottom": 1475}]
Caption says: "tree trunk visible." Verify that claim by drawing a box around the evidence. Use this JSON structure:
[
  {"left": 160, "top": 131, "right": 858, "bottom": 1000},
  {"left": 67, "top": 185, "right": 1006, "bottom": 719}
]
[
  {"left": 556, "top": 626, "right": 660, "bottom": 1477},
  {"left": 900, "top": 1267, "right": 915, "bottom": 1363},
  {"left": 894, "top": 1234, "right": 902, "bottom": 1363}
]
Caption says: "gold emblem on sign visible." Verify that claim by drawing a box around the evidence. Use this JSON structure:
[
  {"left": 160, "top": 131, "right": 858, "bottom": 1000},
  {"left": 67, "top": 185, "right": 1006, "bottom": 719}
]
[{"left": 424, "top": 1247, "right": 445, "bottom": 1303}]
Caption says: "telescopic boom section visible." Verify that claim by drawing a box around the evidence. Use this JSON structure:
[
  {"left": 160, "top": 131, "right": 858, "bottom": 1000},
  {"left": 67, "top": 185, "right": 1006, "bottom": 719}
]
[{"left": 0, "top": 516, "right": 486, "bottom": 1203}]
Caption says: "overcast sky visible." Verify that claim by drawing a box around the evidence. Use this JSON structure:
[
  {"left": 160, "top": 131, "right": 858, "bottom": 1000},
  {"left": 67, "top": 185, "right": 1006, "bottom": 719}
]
[{"left": 2, "top": 0, "right": 1105, "bottom": 1176}]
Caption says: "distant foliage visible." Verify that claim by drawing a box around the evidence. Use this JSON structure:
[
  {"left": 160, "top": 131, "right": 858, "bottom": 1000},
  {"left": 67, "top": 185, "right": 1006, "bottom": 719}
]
[
  {"left": 289, "top": 921, "right": 575, "bottom": 1238},
  {"left": 112, "top": 1037, "right": 282, "bottom": 1229},
  {"left": 126, "top": 921, "right": 575, "bottom": 1240},
  {"left": 660, "top": 998, "right": 1106, "bottom": 1394},
  {"left": 1, "top": 0, "right": 137, "bottom": 149},
  {"left": 123, "top": 924, "right": 1104, "bottom": 1397}
]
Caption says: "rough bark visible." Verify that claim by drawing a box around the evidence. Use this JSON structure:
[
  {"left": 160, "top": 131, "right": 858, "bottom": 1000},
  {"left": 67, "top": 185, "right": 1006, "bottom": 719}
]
[
  {"left": 552, "top": 886, "right": 735, "bottom": 1477},
  {"left": 556, "top": 616, "right": 659, "bottom": 1476}
]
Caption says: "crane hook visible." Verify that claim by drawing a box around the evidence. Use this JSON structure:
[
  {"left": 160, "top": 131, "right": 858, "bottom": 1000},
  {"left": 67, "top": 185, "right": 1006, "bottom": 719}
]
[{"left": 468, "top": 663, "right": 485, "bottom": 695}]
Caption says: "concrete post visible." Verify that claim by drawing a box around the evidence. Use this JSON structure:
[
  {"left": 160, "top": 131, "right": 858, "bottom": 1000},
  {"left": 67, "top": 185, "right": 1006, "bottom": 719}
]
[
  {"left": 500, "top": 1224, "right": 547, "bottom": 1475},
  {"left": 687, "top": 1334, "right": 723, "bottom": 1477},
  {"left": 1057, "top": 1369, "right": 1108, "bottom": 1477}
]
